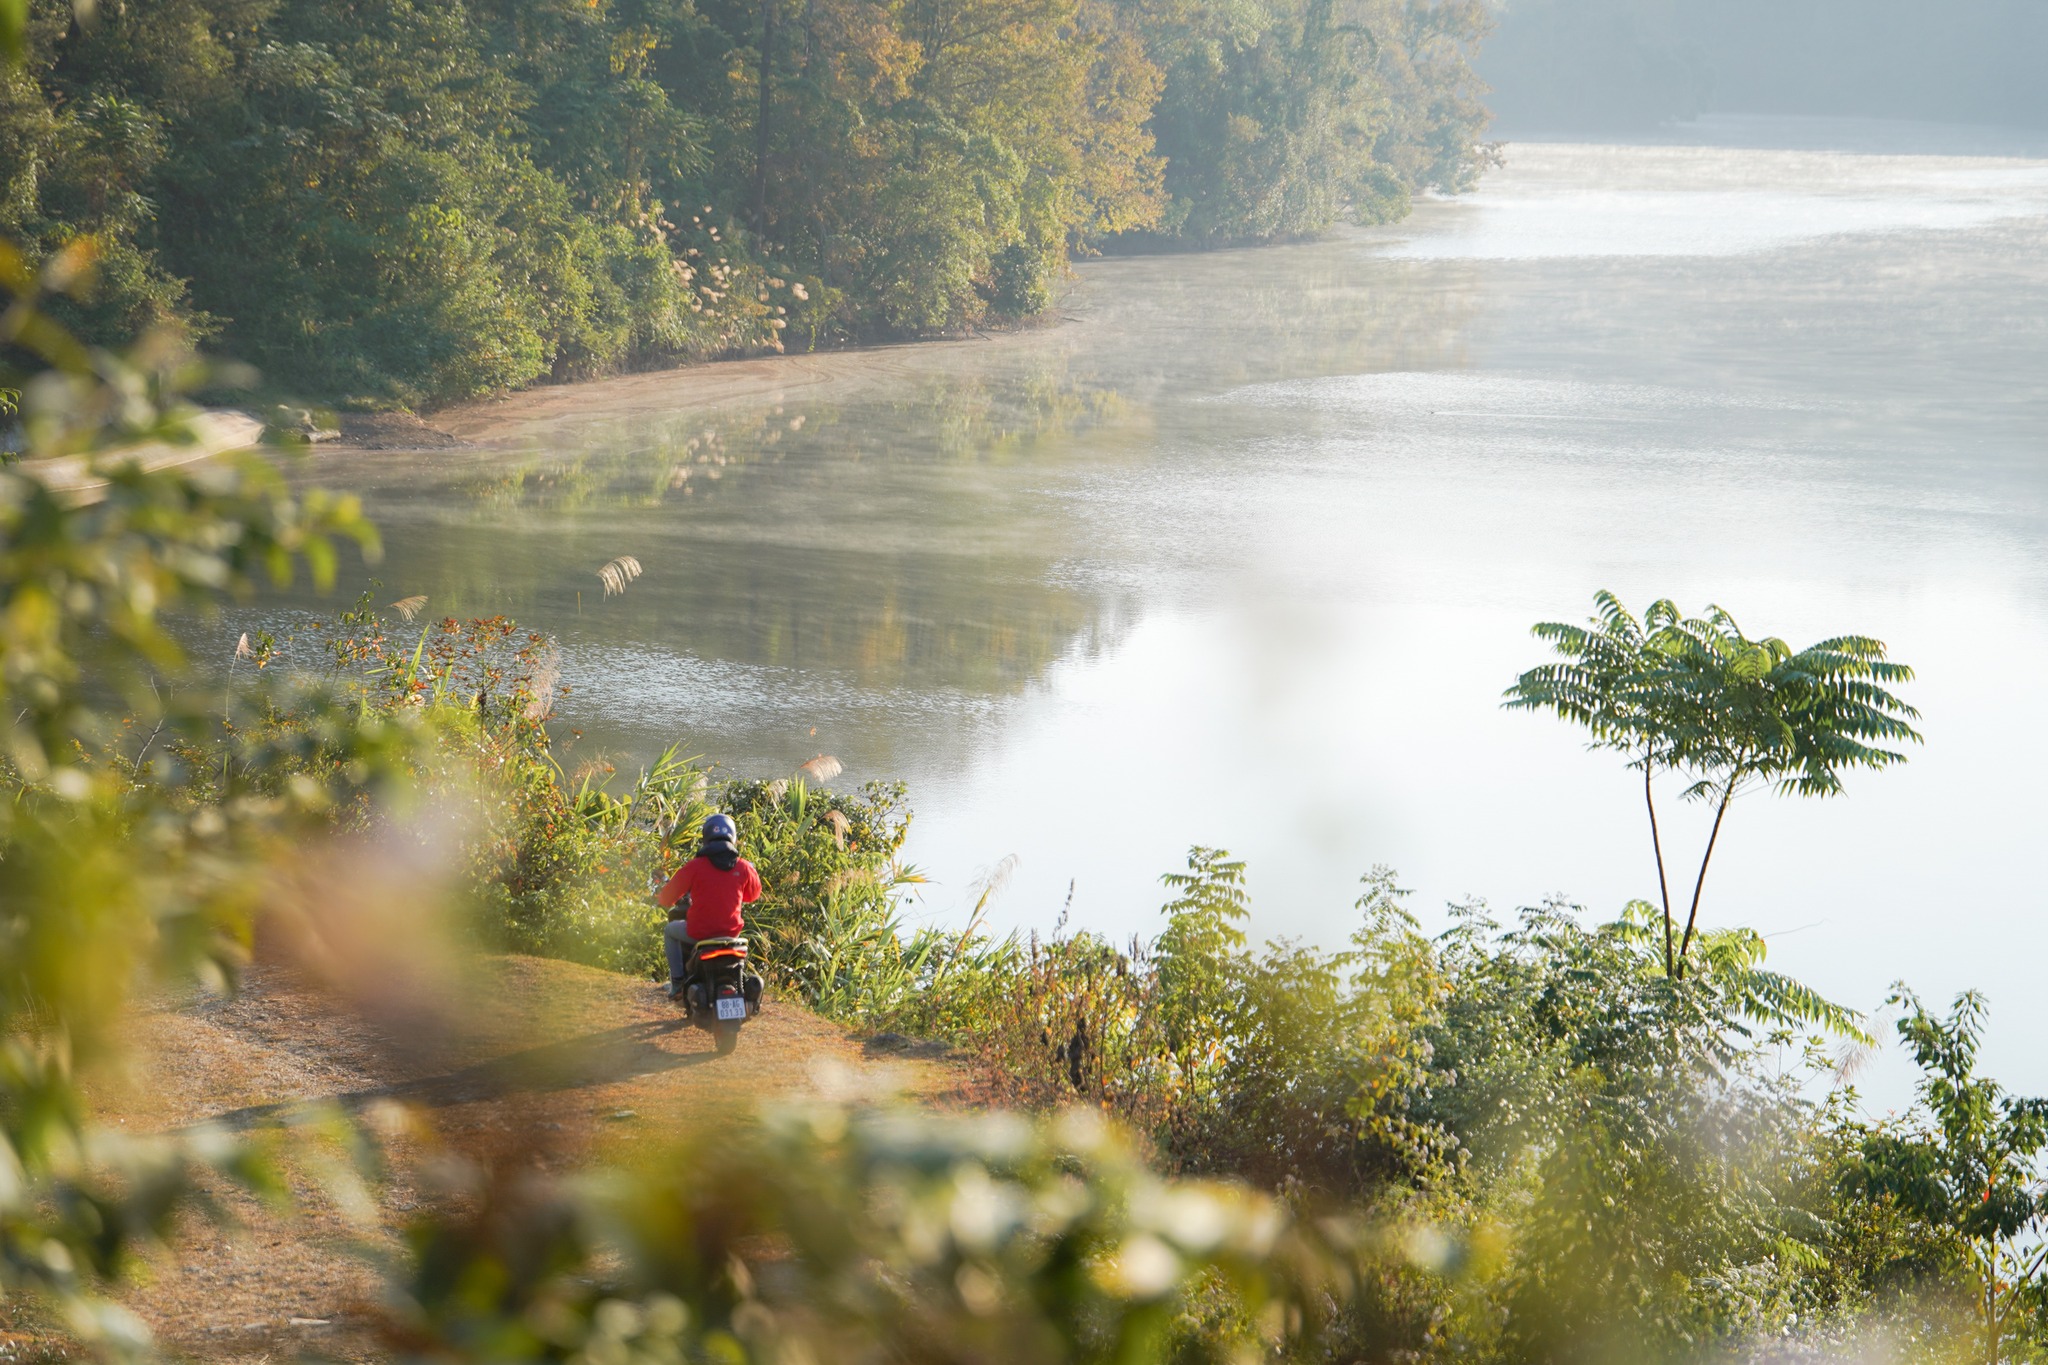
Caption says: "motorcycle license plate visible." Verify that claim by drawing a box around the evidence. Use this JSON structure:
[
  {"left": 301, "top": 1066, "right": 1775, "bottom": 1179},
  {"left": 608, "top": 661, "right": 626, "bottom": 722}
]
[{"left": 715, "top": 997, "right": 747, "bottom": 1021}]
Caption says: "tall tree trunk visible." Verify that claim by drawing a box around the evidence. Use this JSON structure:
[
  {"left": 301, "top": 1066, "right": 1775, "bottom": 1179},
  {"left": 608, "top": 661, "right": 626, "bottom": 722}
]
[
  {"left": 1644, "top": 757, "right": 1674, "bottom": 976},
  {"left": 1674, "top": 771, "right": 1740, "bottom": 978},
  {"left": 751, "top": 0, "right": 779, "bottom": 234}
]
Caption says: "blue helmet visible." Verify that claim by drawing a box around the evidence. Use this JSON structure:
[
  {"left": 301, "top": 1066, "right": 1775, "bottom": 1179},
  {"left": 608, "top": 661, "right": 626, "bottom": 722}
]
[{"left": 701, "top": 813, "right": 738, "bottom": 845}]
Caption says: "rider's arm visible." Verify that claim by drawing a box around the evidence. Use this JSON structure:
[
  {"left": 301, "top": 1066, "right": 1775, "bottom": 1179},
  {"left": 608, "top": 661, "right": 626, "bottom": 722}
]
[
  {"left": 656, "top": 861, "right": 693, "bottom": 911},
  {"left": 740, "top": 860, "right": 763, "bottom": 904}
]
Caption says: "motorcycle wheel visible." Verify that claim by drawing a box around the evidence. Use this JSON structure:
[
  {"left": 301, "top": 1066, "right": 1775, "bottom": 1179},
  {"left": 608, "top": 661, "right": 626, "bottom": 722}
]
[{"left": 715, "top": 1023, "right": 740, "bottom": 1055}]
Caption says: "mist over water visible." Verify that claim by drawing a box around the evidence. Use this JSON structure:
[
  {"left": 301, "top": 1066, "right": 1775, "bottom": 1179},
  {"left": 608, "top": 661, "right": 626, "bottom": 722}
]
[
  {"left": 1479, "top": 0, "right": 2048, "bottom": 134},
  {"left": 267, "top": 121, "right": 2048, "bottom": 1107}
]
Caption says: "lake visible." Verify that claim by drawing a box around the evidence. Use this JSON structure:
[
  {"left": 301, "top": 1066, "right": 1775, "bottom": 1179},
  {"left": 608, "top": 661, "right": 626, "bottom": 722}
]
[{"left": 269, "top": 115, "right": 2048, "bottom": 1102}]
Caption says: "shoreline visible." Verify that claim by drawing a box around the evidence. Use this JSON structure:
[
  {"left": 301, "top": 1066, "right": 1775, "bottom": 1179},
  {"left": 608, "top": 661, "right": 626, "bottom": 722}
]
[{"left": 354, "top": 320, "right": 1071, "bottom": 455}]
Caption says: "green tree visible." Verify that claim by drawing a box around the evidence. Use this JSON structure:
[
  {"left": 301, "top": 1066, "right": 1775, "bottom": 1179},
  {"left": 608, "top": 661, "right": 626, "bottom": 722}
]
[
  {"left": 1119, "top": 0, "right": 1490, "bottom": 242},
  {"left": 1506, "top": 592, "right": 1920, "bottom": 978},
  {"left": 1845, "top": 989, "right": 2048, "bottom": 1365},
  {"left": 1151, "top": 846, "right": 1250, "bottom": 1054},
  {"left": 1502, "top": 591, "right": 1690, "bottom": 973},
  {"left": 0, "top": 1, "right": 204, "bottom": 344}
]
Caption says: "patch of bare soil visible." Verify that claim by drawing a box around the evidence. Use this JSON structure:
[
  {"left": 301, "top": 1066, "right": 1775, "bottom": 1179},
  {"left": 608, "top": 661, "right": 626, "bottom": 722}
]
[
  {"left": 424, "top": 326, "right": 1056, "bottom": 448},
  {"left": 96, "top": 955, "right": 972, "bottom": 1362},
  {"left": 334, "top": 412, "right": 470, "bottom": 451}
]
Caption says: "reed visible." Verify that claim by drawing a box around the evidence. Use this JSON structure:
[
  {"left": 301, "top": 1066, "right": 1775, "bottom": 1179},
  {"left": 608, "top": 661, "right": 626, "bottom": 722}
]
[{"left": 595, "top": 555, "right": 642, "bottom": 597}]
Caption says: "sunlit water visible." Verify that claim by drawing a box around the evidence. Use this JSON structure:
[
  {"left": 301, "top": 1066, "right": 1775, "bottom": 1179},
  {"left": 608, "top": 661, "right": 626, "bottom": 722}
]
[{"left": 261, "top": 120, "right": 2048, "bottom": 1106}]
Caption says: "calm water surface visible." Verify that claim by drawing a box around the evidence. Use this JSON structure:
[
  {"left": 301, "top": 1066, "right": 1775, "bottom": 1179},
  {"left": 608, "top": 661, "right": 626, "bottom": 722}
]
[{"left": 272, "top": 118, "right": 2048, "bottom": 1101}]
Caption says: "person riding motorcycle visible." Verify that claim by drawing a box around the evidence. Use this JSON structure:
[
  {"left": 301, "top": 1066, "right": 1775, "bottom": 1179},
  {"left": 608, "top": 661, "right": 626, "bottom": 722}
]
[{"left": 656, "top": 814, "right": 762, "bottom": 1001}]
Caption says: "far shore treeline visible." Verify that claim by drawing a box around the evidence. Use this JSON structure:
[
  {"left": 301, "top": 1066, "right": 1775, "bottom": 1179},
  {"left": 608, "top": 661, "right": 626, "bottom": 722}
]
[{"left": 0, "top": 0, "right": 1492, "bottom": 409}]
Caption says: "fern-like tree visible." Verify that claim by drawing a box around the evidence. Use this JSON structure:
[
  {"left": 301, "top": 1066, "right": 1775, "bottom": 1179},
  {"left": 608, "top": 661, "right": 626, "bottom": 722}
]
[
  {"left": 1845, "top": 989, "right": 2048, "bottom": 1365},
  {"left": 1506, "top": 592, "right": 1920, "bottom": 978},
  {"left": 1501, "top": 592, "right": 1693, "bottom": 974}
]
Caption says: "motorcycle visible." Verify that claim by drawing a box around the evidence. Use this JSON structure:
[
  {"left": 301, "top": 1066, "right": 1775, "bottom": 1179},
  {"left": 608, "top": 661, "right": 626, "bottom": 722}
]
[{"left": 678, "top": 936, "right": 764, "bottom": 1054}]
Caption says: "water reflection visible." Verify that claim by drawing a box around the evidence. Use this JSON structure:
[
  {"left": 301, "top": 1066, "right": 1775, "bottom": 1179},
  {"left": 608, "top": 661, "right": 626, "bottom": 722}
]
[{"left": 264, "top": 243, "right": 1484, "bottom": 768}]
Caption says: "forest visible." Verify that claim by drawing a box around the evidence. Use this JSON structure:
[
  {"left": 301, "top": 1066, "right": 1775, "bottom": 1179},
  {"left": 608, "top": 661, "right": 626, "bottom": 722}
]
[{"left": 0, "top": 0, "right": 1492, "bottom": 409}]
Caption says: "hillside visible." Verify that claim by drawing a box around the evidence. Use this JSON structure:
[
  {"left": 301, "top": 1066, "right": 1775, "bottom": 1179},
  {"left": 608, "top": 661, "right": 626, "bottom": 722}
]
[{"left": 101, "top": 955, "right": 972, "bottom": 1363}]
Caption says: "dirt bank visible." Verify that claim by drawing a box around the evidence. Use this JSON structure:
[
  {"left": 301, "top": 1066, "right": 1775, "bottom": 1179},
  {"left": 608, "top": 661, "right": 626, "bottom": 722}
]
[{"left": 420, "top": 337, "right": 1014, "bottom": 449}]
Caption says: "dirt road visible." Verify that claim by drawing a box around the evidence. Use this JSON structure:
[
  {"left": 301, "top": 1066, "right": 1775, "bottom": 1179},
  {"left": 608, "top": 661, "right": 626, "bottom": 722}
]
[{"left": 108, "top": 955, "right": 965, "bottom": 1361}]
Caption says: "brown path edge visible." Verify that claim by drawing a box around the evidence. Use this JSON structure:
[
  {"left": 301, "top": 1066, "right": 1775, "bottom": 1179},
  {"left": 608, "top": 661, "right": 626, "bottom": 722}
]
[{"left": 91, "top": 954, "right": 973, "bottom": 1362}]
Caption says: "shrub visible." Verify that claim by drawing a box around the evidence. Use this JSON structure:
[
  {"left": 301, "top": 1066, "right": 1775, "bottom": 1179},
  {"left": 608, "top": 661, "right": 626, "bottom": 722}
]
[{"left": 986, "top": 242, "right": 1055, "bottom": 318}]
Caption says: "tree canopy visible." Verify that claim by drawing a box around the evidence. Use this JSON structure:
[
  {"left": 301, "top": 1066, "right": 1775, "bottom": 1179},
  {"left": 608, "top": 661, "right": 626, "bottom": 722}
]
[
  {"left": 1506, "top": 591, "right": 1920, "bottom": 977},
  {"left": 0, "top": 0, "right": 1493, "bottom": 408}
]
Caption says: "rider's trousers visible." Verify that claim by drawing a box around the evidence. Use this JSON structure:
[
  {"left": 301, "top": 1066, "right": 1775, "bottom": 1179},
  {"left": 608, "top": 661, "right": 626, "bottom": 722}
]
[{"left": 663, "top": 920, "right": 698, "bottom": 983}]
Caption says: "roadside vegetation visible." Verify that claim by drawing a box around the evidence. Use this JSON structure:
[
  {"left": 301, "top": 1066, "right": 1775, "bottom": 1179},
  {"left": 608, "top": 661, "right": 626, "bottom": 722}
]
[{"left": 0, "top": 0, "right": 1491, "bottom": 410}]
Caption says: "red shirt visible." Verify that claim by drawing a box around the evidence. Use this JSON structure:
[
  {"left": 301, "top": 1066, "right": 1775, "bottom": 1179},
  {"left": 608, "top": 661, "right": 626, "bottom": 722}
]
[{"left": 657, "top": 855, "right": 762, "bottom": 940}]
